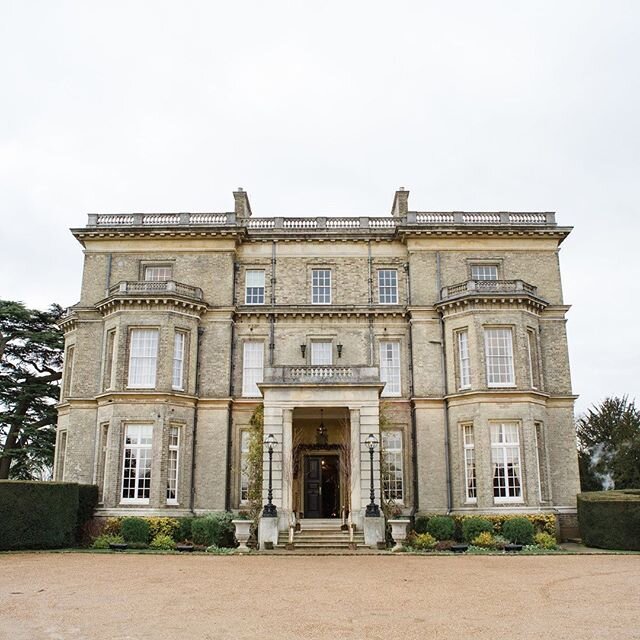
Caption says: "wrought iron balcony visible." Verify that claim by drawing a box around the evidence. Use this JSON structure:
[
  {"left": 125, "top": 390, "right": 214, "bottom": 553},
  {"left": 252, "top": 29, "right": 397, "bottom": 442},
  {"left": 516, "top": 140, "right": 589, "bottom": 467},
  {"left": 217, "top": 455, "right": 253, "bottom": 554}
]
[
  {"left": 262, "top": 366, "right": 381, "bottom": 385},
  {"left": 107, "top": 280, "right": 204, "bottom": 301},
  {"left": 439, "top": 279, "right": 540, "bottom": 302}
]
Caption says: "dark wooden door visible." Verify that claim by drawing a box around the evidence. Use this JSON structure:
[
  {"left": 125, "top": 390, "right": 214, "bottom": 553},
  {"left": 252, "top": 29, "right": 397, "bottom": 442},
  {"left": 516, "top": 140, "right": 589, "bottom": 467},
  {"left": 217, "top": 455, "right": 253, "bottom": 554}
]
[{"left": 304, "top": 456, "right": 322, "bottom": 518}]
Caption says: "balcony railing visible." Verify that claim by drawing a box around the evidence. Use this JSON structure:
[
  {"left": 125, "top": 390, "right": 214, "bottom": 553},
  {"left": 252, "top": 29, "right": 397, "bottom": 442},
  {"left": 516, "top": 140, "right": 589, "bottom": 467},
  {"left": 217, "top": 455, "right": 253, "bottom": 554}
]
[
  {"left": 263, "top": 366, "right": 380, "bottom": 385},
  {"left": 108, "top": 280, "right": 204, "bottom": 301},
  {"left": 440, "top": 279, "right": 539, "bottom": 301},
  {"left": 85, "top": 211, "right": 556, "bottom": 229}
]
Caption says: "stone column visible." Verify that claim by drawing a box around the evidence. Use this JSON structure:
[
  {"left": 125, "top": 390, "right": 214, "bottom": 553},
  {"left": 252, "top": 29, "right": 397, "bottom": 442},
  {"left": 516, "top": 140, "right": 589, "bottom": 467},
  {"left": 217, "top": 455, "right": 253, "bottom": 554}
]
[
  {"left": 350, "top": 408, "right": 362, "bottom": 527},
  {"left": 281, "top": 408, "right": 293, "bottom": 518}
]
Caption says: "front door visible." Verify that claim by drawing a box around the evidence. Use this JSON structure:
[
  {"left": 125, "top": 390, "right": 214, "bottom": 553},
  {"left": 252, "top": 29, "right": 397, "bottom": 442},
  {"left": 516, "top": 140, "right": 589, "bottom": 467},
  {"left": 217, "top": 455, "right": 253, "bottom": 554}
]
[{"left": 304, "top": 455, "right": 339, "bottom": 518}]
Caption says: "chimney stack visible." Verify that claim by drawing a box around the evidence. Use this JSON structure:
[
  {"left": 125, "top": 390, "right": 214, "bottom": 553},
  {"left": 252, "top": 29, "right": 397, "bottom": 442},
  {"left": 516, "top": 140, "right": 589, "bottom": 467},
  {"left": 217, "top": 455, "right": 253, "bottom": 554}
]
[
  {"left": 233, "top": 188, "right": 252, "bottom": 220},
  {"left": 391, "top": 187, "right": 409, "bottom": 217}
]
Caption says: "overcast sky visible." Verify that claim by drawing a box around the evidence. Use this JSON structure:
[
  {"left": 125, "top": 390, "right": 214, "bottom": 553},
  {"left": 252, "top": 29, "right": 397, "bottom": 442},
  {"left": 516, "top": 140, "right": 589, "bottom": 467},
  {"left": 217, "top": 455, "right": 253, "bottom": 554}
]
[{"left": 1, "top": 1, "right": 638, "bottom": 414}]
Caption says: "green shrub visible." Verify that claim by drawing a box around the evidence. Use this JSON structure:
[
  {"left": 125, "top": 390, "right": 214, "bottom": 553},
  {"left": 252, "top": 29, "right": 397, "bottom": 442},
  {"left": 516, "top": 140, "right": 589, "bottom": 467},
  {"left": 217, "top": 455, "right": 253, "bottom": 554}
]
[
  {"left": 578, "top": 491, "right": 640, "bottom": 551},
  {"left": 502, "top": 517, "right": 535, "bottom": 545},
  {"left": 174, "top": 518, "right": 193, "bottom": 542},
  {"left": 534, "top": 532, "right": 557, "bottom": 549},
  {"left": 150, "top": 534, "right": 176, "bottom": 550},
  {"left": 191, "top": 512, "right": 236, "bottom": 548},
  {"left": 121, "top": 517, "right": 151, "bottom": 544},
  {"left": 412, "top": 532, "right": 437, "bottom": 550},
  {"left": 0, "top": 481, "right": 79, "bottom": 550},
  {"left": 92, "top": 534, "right": 124, "bottom": 549},
  {"left": 414, "top": 516, "right": 429, "bottom": 534},
  {"left": 462, "top": 517, "right": 493, "bottom": 543},
  {"left": 426, "top": 515, "right": 455, "bottom": 541}
]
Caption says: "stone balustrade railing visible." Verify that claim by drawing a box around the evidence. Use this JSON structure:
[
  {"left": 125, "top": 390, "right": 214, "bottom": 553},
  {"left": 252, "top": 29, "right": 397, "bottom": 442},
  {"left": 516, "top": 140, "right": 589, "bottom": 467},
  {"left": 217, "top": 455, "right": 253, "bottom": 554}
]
[
  {"left": 108, "top": 280, "right": 204, "bottom": 300},
  {"left": 440, "top": 279, "right": 539, "bottom": 300},
  {"left": 263, "top": 366, "right": 381, "bottom": 385},
  {"left": 86, "top": 211, "right": 556, "bottom": 229}
]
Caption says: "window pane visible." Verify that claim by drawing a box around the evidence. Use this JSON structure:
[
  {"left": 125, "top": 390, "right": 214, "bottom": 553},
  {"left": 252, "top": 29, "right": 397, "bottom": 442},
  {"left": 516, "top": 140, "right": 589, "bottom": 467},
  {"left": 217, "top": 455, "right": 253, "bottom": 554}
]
[
  {"left": 380, "top": 342, "right": 401, "bottom": 396},
  {"left": 312, "top": 269, "right": 331, "bottom": 304},
  {"left": 457, "top": 330, "right": 471, "bottom": 389},
  {"left": 484, "top": 328, "right": 514, "bottom": 386},
  {"left": 245, "top": 270, "right": 265, "bottom": 304},
  {"left": 471, "top": 265, "right": 498, "bottom": 280},
  {"left": 311, "top": 342, "right": 332, "bottom": 365},
  {"left": 144, "top": 266, "right": 172, "bottom": 281},
  {"left": 240, "top": 431, "right": 250, "bottom": 503},
  {"left": 490, "top": 422, "right": 522, "bottom": 501},
  {"left": 382, "top": 430, "right": 403, "bottom": 502},
  {"left": 242, "top": 342, "right": 264, "bottom": 397},
  {"left": 378, "top": 270, "right": 398, "bottom": 304},
  {"left": 462, "top": 424, "right": 476, "bottom": 502},
  {"left": 122, "top": 425, "right": 153, "bottom": 502},
  {"left": 128, "top": 329, "right": 159, "bottom": 388},
  {"left": 167, "top": 426, "right": 180, "bottom": 503},
  {"left": 172, "top": 331, "right": 186, "bottom": 390}
]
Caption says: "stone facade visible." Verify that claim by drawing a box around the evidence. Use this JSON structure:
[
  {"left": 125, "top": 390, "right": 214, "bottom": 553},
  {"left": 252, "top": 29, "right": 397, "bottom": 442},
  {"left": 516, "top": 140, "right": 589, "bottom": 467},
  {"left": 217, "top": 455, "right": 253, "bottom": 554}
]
[{"left": 55, "top": 189, "right": 581, "bottom": 532}]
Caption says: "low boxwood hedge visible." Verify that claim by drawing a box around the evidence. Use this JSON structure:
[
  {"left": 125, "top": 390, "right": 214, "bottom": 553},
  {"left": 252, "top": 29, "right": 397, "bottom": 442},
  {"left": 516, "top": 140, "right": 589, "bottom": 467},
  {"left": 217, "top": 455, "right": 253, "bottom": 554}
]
[
  {"left": 578, "top": 490, "right": 640, "bottom": 551},
  {"left": 0, "top": 481, "right": 98, "bottom": 550}
]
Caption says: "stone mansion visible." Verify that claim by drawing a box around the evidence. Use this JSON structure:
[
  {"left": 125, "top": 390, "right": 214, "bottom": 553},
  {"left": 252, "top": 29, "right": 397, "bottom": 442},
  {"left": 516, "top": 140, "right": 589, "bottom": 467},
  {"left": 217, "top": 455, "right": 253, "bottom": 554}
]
[{"left": 55, "top": 188, "right": 581, "bottom": 543}]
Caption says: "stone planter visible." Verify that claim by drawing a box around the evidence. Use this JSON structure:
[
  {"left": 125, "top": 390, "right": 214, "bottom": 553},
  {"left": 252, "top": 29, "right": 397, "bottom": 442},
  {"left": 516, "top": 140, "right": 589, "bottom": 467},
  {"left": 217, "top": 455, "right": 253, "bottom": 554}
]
[
  {"left": 232, "top": 519, "right": 252, "bottom": 552},
  {"left": 176, "top": 544, "right": 194, "bottom": 553},
  {"left": 504, "top": 543, "right": 523, "bottom": 553},
  {"left": 388, "top": 519, "right": 411, "bottom": 551},
  {"left": 109, "top": 543, "right": 128, "bottom": 551}
]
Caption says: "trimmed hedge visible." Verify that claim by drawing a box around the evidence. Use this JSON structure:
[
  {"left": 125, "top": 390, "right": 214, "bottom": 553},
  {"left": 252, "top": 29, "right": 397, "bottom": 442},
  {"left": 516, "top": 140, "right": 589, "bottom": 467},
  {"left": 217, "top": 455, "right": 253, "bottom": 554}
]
[
  {"left": 0, "top": 481, "right": 98, "bottom": 550},
  {"left": 426, "top": 516, "right": 455, "bottom": 541},
  {"left": 121, "top": 517, "right": 151, "bottom": 543},
  {"left": 191, "top": 512, "right": 236, "bottom": 548},
  {"left": 578, "top": 490, "right": 640, "bottom": 551},
  {"left": 501, "top": 517, "right": 535, "bottom": 545},
  {"left": 413, "top": 513, "right": 557, "bottom": 541}
]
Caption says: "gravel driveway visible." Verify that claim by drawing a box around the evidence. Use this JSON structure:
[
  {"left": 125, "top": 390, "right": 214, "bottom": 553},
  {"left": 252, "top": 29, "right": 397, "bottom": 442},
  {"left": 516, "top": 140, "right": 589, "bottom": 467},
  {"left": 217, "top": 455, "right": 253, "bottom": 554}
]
[{"left": 1, "top": 553, "right": 638, "bottom": 640}]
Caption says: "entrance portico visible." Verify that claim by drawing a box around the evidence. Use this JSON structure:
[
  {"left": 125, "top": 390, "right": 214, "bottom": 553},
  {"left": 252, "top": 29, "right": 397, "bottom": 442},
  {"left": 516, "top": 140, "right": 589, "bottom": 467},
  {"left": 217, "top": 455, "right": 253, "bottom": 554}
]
[{"left": 258, "top": 366, "right": 384, "bottom": 541}]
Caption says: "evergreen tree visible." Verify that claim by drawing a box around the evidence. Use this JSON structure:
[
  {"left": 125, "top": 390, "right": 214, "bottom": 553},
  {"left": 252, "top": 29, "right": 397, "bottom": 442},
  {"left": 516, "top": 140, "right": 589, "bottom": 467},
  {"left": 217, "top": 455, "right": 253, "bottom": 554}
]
[
  {"left": 0, "top": 301, "right": 64, "bottom": 479},
  {"left": 576, "top": 396, "right": 640, "bottom": 491}
]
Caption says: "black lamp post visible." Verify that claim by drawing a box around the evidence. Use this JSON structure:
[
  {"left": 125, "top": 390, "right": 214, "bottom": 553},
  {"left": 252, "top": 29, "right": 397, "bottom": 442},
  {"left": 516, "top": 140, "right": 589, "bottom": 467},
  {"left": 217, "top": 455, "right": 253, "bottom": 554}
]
[
  {"left": 365, "top": 433, "right": 380, "bottom": 517},
  {"left": 262, "top": 433, "right": 278, "bottom": 518}
]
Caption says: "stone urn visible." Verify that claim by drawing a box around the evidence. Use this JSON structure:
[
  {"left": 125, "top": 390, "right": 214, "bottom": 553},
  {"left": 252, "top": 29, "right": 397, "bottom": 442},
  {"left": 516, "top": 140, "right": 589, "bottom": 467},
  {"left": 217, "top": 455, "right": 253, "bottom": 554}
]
[
  {"left": 232, "top": 519, "right": 252, "bottom": 552},
  {"left": 388, "top": 519, "right": 411, "bottom": 551}
]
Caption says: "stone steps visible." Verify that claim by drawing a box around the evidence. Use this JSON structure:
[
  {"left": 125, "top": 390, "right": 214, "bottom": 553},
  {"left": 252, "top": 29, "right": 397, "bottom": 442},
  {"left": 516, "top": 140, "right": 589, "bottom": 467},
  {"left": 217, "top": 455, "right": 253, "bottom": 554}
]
[{"left": 277, "top": 519, "right": 365, "bottom": 549}]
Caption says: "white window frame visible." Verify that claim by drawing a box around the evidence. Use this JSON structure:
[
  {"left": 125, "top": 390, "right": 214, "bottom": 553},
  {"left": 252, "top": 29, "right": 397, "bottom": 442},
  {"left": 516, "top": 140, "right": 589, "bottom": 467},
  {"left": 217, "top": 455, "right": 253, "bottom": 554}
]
[
  {"left": 490, "top": 422, "right": 523, "bottom": 504},
  {"left": 127, "top": 328, "right": 159, "bottom": 389},
  {"left": 63, "top": 345, "right": 75, "bottom": 398},
  {"left": 379, "top": 341, "right": 401, "bottom": 397},
  {"left": 378, "top": 269, "right": 398, "bottom": 304},
  {"left": 121, "top": 424, "right": 153, "bottom": 504},
  {"left": 462, "top": 424, "right": 477, "bottom": 504},
  {"left": 382, "top": 430, "right": 404, "bottom": 503},
  {"left": 166, "top": 425, "right": 180, "bottom": 504},
  {"left": 311, "top": 341, "right": 333, "bottom": 365},
  {"left": 457, "top": 329, "right": 471, "bottom": 390},
  {"left": 484, "top": 327, "right": 515, "bottom": 387},
  {"left": 245, "top": 270, "right": 265, "bottom": 305},
  {"left": 242, "top": 341, "right": 264, "bottom": 397},
  {"left": 311, "top": 269, "right": 331, "bottom": 304},
  {"left": 240, "top": 430, "right": 250, "bottom": 504},
  {"left": 144, "top": 265, "right": 173, "bottom": 281},
  {"left": 470, "top": 264, "right": 499, "bottom": 280},
  {"left": 172, "top": 331, "right": 186, "bottom": 391}
]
